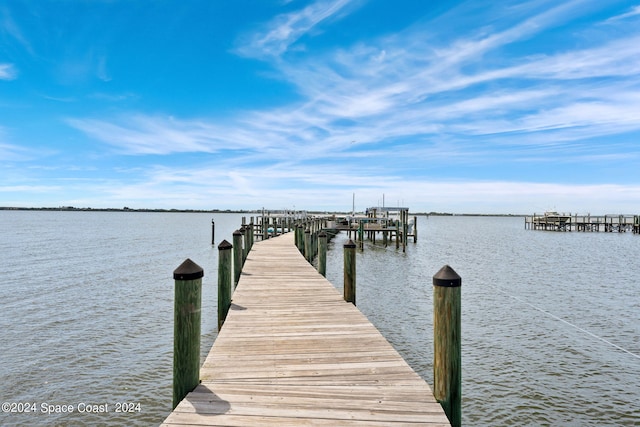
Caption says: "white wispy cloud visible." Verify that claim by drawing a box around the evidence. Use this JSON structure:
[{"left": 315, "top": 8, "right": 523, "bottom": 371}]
[
  {"left": 514, "top": 36, "right": 640, "bottom": 80},
  {"left": 0, "top": 184, "right": 61, "bottom": 193},
  {"left": 96, "top": 56, "right": 111, "bottom": 82},
  {"left": 0, "top": 63, "right": 17, "bottom": 80},
  {"left": 72, "top": 1, "right": 640, "bottom": 153},
  {"left": 0, "top": 128, "right": 31, "bottom": 161},
  {"left": 606, "top": 4, "right": 640, "bottom": 22},
  {"left": 0, "top": 142, "right": 25, "bottom": 161},
  {"left": 67, "top": 115, "right": 271, "bottom": 155},
  {"left": 62, "top": 1, "right": 640, "bottom": 211},
  {"left": 235, "top": 0, "right": 358, "bottom": 58},
  {"left": 0, "top": 5, "right": 34, "bottom": 56}
]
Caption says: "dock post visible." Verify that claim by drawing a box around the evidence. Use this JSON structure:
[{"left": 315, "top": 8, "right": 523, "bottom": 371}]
[
  {"left": 249, "top": 218, "right": 254, "bottom": 249},
  {"left": 211, "top": 219, "right": 215, "bottom": 245},
  {"left": 233, "top": 230, "right": 243, "bottom": 289},
  {"left": 313, "top": 220, "right": 319, "bottom": 258},
  {"left": 403, "top": 211, "right": 407, "bottom": 253},
  {"left": 343, "top": 240, "right": 356, "bottom": 305},
  {"left": 172, "top": 258, "right": 203, "bottom": 409},
  {"left": 263, "top": 215, "right": 268, "bottom": 240},
  {"left": 414, "top": 215, "right": 418, "bottom": 242},
  {"left": 433, "top": 265, "right": 461, "bottom": 427},
  {"left": 318, "top": 231, "right": 327, "bottom": 277},
  {"left": 217, "top": 240, "right": 233, "bottom": 330},
  {"left": 242, "top": 226, "right": 249, "bottom": 265},
  {"left": 294, "top": 224, "right": 300, "bottom": 251},
  {"left": 304, "top": 228, "right": 311, "bottom": 262}
]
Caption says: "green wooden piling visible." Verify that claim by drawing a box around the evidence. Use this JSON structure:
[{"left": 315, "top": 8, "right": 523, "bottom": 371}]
[
  {"left": 304, "top": 228, "right": 311, "bottom": 262},
  {"left": 318, "top": 231, "right": 327, "bottom": 277},
  {"left": 299, "top": 224, "right": 305, "bottom": 255},
  {"left": 232, "top": 230, "right": 243, "bottom": 289},
  {"left": 433, "top": 265, "right": 461, "bottom": 427},
  {"left": 241, "top": 226, "right": 249, "bottom": 265},
  {"left": 217, "top": 240, "right": 233, "bottom": 330},
  {"left": 249, "top": 219, "right": 254, "bottom": 250},
  {"left": 343, "top": 240, "right": 356, "bottom": 305},
  {"left": 172, "top": 258, "right": 203, "bottom": 409},
  {"left": 313, "top": 221, "right": 318, "bottom": 257},
  {"left": 211, "top": 219, "right": 215, "bottom": 245},
  {"left": 263, "top": 215, "right": 269, "bottom": 240},
  {"left": 402, "top": 210, "right": 407, "bottom": 253}
]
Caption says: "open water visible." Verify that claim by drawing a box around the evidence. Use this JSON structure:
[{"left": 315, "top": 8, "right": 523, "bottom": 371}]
[{"left": 0, "top": 211, "right": 638, "bottom": 426}]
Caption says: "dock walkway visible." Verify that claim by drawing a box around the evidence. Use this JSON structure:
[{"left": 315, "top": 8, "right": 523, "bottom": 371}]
[{"left": 162, "top": 232, "right": 449, "bottom": 426}]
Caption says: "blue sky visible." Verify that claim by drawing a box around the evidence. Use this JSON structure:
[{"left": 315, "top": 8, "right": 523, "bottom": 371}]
[{"left": 1, "top": 0, "right": 640, "bottom": 213}]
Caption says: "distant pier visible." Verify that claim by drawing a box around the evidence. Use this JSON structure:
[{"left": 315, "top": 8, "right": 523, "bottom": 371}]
[
  {"left": 247, "top": 207, "right": 418, "bottom": 252},
  {"left": 525, "top": 212, "right": 640, "bottom": 233}
]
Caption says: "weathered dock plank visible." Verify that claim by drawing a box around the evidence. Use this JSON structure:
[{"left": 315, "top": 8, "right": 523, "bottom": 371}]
[{"left": 161, "top": 232, "right": 449, "bottom": 426}]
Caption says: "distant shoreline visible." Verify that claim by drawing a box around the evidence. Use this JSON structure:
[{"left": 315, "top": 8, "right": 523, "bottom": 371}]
[{"left": 0, "top": 206, "right": 525, "bottom": 217}]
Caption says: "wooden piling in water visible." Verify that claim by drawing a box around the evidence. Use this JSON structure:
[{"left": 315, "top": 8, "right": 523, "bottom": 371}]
[
  {"left": 217, "top": 240, "right": 233, "bottom": 330},
  {"left": 210, "top": 219, "right": 215, "bottom": 245},
  {"left": 249, "top": 218, "right": 254, "bottom": 250},
  {"left": 263, "top": 215, "right": 268, "bottom": 240},
  {"left": 318, "top": 231, "right": 327, "bottom": 277},
  {"left": 402, "top": 210, "right": 407, "bottom": 253},
  {"left": 304, "top": 228, "right": 311, "bottom": 262},
  {"left": 343, "top": 239, "right": 356, "bottom": 305},
  {"left": 312, "top": 220, "right": 318, "bottom": 258},
  {"left": 172, "top": 258, "right": 203, "bottom": 409},
  {"left": 433, "top": 265, "right": 461, "bottom": 427},
  {"left": 232, "top": 230, "right": 243, "bottom": 289},
  {"left": 295, "top": 224, "right": 302, "bottom": 253},
  {"left": 242, "top": 226, "right": 249, "bottom": 265}
]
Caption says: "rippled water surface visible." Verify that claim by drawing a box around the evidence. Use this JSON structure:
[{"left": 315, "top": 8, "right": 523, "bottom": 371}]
[
  {"left": 1, "top": 211, "right": 234, "bottom": 426},
  {"left": 325, "top": 215, "right": 640, "bottom": 426},
  {"left": 1, "top": 212, "right": 638, "bottom": 426}
]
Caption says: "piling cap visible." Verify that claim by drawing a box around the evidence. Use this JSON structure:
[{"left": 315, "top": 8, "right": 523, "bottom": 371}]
[
  {"left": 344, "top": 239, "right": 356, "bottom": 248},
  {"left": 233, "top": 229, "right": 243, "bottom": 236},
  {"left": 318, "top": 231, "right": 327, "bottom": 237},
  {"left": 218, "top": 239, "right": 233, "bottom": 250},
  {"left": 433, "top": 265, "right": 461, "bottom": 287},
  {"left": 173, "top": 258, "right": 204, "bottom": 280}
]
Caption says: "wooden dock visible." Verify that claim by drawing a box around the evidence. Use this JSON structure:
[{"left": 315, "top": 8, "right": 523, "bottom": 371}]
[
  {"left": 525, "top": 212, "right": 640, "bottom": 233},
  {"left": 162, "top": 232, "right": 450, "bottom": 426}
]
